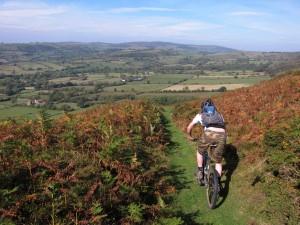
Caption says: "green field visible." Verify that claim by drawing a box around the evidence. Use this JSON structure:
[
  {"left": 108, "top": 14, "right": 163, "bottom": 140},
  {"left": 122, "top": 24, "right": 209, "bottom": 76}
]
[
  {"left": 0, "top": 101, "right": 12, "bottom": 109},
  {"left": 0, "top": 64, "right": 25, "bottom": 75},
  {"left": 138, "top": 92, "right": 221, "bottom": 100},
  {"left": 49, "top": 73, "right": 122, "bottom": 84},
  {"left": 18, "top": 90, "right": 41, "bottom": 97},
  {"left": 138, "top": 92, "right": 222, "bottom": 105},
  {"left": 54, "top": 102, "right": 80, "bottom": 110},
  {"left": 0, "top": 106, "right": 63, "bottom": 120},
  {"left": 143, "top": 74, "right": 193, "bottom": 84},
  {"left": 103, "top": 83, "right": 170, "bottom": 92},
  {"left": 18, "top": 62, "right": 49, "bottom": 71},
  {"left": 0, "top": 61, "right": 65, "bottom": 75}
]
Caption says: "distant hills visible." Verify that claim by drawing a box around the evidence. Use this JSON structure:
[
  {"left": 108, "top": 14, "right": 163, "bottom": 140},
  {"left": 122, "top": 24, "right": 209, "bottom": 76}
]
[
  {"left": 1, "top": 41, "right": 300, "bottom": 76},
  {"left": 0, "top": 42, "right": 237, "bottom": 64},
  {"left": 0, "top": 41, "right": 236, "bottom": 54},
  {"left": 103, "top": 41, "right": 237, "bottom": 53}
]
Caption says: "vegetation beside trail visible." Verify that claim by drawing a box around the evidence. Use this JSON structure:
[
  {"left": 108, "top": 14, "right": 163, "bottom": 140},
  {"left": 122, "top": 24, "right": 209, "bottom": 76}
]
[
  {"left": 0, "top": 99, "right": 260, "bottom": 225},
  {"left": 173, "top": 71, "right": 300, "bottom": 224},
  {"left": 0, "top": 101, "right": 182, "bottom": 224}
]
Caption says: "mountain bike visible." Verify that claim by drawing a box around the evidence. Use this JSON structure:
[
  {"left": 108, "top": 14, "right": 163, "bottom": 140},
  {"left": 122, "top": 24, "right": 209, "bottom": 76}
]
[{"left": 201, "top": 144, "right": 221, "bottom": 209}]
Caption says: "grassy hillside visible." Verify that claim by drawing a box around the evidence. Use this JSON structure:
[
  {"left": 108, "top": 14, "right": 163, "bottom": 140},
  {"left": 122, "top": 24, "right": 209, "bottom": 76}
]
[{"left": 173, "top": 71, "right": 300, "bottom": 224}]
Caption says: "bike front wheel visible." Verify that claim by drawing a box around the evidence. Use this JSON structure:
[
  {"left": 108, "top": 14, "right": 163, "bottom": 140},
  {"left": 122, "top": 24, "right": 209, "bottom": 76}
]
[{"left": 206, "top": 168, "right": 219, "bottom": 209}]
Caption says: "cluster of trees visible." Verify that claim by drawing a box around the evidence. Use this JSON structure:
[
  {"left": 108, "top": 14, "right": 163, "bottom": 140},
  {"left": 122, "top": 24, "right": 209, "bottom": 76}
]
[{"left": 1, "top": 77, "right": 25, "bottom": 96}]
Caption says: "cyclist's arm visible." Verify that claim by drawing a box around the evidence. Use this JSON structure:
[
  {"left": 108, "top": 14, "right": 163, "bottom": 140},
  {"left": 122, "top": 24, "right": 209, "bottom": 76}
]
[
  {"left": 187, "top": 121, "right": 195, "bottom": 140},
  {"left": 186, "top": 114, "right": 203, "bottom": 140}
]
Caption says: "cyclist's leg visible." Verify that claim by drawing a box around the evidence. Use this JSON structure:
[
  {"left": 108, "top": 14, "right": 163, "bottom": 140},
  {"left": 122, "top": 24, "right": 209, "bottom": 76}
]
[
  {"left": 212, "top": 132, "right": 226, "bottom": 177},
  {"left": 197, "top": 133, "right": 208, "bottom": 182},
  {"left": 197, "top": 133, "right": 209, "bottom": 167},
  {"left": 215, "top": 163, "right": 222, "bottom": 177},
  {"left": 197, "top": 151, "right": 203, "bottom": 168}
]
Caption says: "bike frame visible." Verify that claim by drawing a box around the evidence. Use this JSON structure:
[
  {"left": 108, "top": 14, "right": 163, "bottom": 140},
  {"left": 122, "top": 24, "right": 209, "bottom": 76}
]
[{"left": 203, "top": 151, "right": 210, "bottom": 187}]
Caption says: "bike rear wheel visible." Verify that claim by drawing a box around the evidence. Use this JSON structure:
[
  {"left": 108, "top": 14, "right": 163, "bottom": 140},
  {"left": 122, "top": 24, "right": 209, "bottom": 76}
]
[{"left": 206, "top": 168, "right": 219, "bottom": 209}]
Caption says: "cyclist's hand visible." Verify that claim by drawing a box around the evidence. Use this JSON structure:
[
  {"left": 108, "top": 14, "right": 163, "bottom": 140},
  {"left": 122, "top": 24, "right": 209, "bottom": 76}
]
[{"left": 187, "top": 135, "right": 196, "bottom": 141}]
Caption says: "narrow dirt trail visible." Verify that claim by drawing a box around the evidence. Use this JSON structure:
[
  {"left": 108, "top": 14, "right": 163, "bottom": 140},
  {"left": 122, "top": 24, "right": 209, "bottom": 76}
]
[{"left": 163, "top": 107, "right": 247, "bottom": 225}]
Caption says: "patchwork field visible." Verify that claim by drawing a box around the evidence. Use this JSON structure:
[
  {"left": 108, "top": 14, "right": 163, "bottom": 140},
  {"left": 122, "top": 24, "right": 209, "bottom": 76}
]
[
  {"left": 1, "top": 42, "right": 288, "bottom": 120},
  {"left": 104, "top": 83, "right": 170, "bottom": 92},
  {"left": 0, "top": 105, "right": 63, "bottom": 120}
]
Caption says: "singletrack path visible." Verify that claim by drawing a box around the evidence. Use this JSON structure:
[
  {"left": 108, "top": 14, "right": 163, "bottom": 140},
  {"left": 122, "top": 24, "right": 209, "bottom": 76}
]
[{"left": 163, "top": 107, "right": 247, "bottom": 225}]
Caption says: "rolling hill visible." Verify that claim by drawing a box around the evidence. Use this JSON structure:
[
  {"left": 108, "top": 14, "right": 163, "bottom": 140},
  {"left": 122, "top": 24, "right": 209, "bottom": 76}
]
[
  {"left": 0, "top": 41, "right": 236, "bottom": 63},
  {"left": 1, "top": 41, "right": 299, "bottom": 77}
]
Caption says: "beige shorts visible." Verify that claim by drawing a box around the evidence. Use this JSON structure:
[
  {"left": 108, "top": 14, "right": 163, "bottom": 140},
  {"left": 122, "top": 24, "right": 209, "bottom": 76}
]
[{"left": 198, "top": 130, "right": 226, "bottom": 163}]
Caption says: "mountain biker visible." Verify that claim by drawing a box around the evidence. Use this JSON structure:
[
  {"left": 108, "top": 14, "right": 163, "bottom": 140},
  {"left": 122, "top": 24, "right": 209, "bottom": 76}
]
[{"left": 186, "top": 98, "right": 226, "bottom": 184}]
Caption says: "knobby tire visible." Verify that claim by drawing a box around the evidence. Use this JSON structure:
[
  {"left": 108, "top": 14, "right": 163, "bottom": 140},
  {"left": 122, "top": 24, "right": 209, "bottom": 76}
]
[{"left": 206, "top": 168, "right": 219, "bottom": 209}]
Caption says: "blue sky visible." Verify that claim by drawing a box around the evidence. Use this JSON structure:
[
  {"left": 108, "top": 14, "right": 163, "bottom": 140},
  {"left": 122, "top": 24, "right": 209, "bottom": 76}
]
[{"left": 0, "top": 0, "right": 300, "bottom": 51}]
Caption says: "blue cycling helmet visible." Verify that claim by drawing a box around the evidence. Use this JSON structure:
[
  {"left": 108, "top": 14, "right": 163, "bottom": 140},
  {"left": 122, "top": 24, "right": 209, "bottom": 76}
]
[
  {"left": 204, "top": 105, "right": 216, "bottom": 114},
  {"left": 201, "top": 98, "right": 216, "bottom": 114}
]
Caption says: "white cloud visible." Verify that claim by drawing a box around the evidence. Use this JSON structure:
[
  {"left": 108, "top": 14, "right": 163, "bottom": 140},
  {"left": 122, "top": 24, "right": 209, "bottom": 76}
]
[
  {"left": 104, "top": 7, "right": 177, "bottom": 14},
  {"left": 159, "top": 21, "right": 222, "bottom": 35},
  {"left": 0, "top": 0, "right": 70, "bottom": 31},
  {"left": 0, "top": 7, "right": 67, "bottom": 17},
  {"left": 0, "top": 0, "right": 67, "bottom": 18},
  {"left": 1, "top": 0, "right": 46, "bottom": 8},
  {"left": 0, "top": 0, "right": 220, "bottom": 39},
  {"left": 229, "top": 11, "right": 268, "bottom": 16}
]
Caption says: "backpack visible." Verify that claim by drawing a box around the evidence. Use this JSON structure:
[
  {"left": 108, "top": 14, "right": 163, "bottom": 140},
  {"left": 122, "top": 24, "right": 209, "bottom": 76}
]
[{"left": 201, "top": 110, "right": 225, "bottom": 128}]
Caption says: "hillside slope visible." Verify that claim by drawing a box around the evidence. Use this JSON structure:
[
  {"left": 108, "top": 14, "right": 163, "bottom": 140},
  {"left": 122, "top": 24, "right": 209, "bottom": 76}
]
[{"left": 173, "top": 71, "right": 300, "bottom": 224}]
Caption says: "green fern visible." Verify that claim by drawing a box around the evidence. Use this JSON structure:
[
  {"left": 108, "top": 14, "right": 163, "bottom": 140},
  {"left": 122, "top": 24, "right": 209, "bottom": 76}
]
[{"left": 127, "top": 203, "right": 144, "bottom": 223}]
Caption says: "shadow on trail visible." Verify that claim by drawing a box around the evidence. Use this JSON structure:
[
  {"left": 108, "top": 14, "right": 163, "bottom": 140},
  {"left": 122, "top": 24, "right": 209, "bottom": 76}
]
[
  {"left": 161, "top": 112, "right": 192, "bottom": 191},
  {"left": 160, "top": 110, "right": 206, "bottom": 225},
  {"left": 174, "top": 210, "right": 213, "bottom": 225},
  {"left": 215, "top": 143, "right": 239, "bottom": 208}
]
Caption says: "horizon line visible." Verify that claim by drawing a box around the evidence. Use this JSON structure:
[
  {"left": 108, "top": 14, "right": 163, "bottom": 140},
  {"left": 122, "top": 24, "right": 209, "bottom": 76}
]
[{"left": 0, "top": 40, "right": 299, "bottom": 53}]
